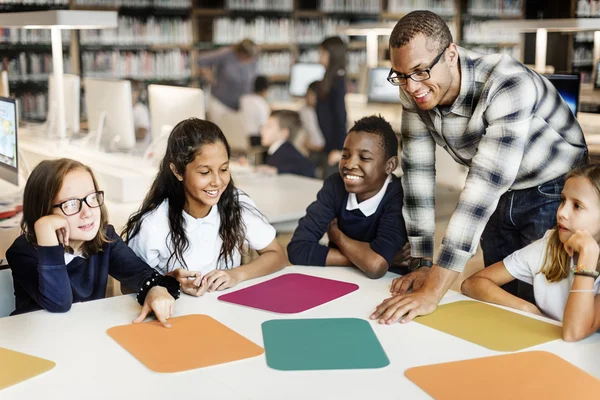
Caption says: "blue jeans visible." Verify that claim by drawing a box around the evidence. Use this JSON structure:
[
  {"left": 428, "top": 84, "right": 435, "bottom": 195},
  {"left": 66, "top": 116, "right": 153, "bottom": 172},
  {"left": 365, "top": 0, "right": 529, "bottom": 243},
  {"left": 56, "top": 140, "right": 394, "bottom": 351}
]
[{"left": 479, "top": 175, "right": 565, "bottom": 304}]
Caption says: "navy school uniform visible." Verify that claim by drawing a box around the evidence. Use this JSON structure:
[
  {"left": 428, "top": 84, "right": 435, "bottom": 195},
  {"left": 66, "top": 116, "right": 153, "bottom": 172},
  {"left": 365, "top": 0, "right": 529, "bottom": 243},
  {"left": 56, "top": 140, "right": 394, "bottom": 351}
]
[
  {"left": 287, "top": 173, "right": 408, "bottom": 267},
  {"left": 6, "top": 225, "right": 159, "bottom": 315},
  {"left": 266, "top": 141, "right": 316, "bottom": 178}
]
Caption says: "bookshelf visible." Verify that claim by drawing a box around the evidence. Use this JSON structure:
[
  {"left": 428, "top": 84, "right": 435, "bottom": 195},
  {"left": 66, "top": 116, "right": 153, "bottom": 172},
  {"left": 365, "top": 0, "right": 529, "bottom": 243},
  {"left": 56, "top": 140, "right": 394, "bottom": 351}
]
[{"left": 1, "top": 0, "right": 531, "bottom": 118}]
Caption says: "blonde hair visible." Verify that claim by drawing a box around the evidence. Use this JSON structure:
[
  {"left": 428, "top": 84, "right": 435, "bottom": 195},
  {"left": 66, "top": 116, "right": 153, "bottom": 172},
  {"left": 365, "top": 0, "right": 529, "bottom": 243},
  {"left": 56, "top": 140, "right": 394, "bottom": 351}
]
[{"left": 540, "top": 165, "right": 600, "bottom": 282}]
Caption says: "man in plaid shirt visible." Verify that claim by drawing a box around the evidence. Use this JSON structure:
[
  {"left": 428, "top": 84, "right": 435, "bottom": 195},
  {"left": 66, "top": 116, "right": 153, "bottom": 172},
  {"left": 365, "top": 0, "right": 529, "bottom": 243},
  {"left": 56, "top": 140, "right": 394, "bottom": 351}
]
[{"left": 371, "top": 10, "right": 588, "bottom": 324}]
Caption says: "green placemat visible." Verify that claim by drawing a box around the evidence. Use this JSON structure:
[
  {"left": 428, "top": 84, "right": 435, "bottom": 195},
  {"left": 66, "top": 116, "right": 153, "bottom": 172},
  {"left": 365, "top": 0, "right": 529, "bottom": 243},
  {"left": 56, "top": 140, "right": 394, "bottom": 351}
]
[
  {"left": 262, "top": 318, "right": 389, "bottom": 371},
  {"left": 415, "top": 300, "right": 562, "bottom": 352}
]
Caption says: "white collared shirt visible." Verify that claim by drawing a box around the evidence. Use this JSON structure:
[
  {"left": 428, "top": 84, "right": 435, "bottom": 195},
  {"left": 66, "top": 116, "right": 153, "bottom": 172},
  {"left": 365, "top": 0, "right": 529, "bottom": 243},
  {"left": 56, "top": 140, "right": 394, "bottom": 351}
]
[
  {"left": 128, "top": 192, "right": 276, "bottom": 275},
  {"left": 267, "top": 139, "right": 285, "bottom": 156},
  {"left": 346, "top": 175, "right": 392, "bottom": 217}
]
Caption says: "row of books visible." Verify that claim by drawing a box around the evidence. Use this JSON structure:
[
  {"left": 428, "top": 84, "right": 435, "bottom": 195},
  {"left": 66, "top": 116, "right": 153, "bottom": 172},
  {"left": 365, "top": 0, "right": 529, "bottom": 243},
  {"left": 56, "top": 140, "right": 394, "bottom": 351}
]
[
  {"left": 257, "top": 52, "right": 292, "bottom": 77},
  {"left": 466, "top": 0, "right": 523, "bottom": 17},
  {"left": 572, "top": 47, "right": 594, "bottom": 67},
  {"left": 387, "top": 0, "right": 456, "bottom": 14},
  {"left": 212, "top": 17, "right": 350, "bottom": 45},
  {"left": 81, "top": 50, "right": 191, "bottom": 80},
  {"left": 318, "top": 0, "right": 380, "bottom": 13},
  {"left": 17, "top": 92, "right": 48, "bottom": 121},
  {"left": 225, "top": 0, "right": 294, "bottom": 11},
  {"left": 0, "top": 29, "right": 70, "bottom": 45},
  {"left": 73, "top": 0, "right": 191, "bottom": 7},
  {"left": 575, "top": 32, "right": 595, "bottom": 43},
  {"left": 576, "top": 0, "right": 600, "bottom": 17},
  {"left": 80, "top": 16, "right": 192, "bottom": 46},
  {"left": 297, "top": 48, "right": 366, "bottom": 75},
  {"left": 2, "top": 53, "right": 73, "bottom": 82},
  {"left": 462, "top": 21, "right": 520, "bottom": 44},
  {"left": 1, "top": 0, "right": 68, "bottom": 6}
]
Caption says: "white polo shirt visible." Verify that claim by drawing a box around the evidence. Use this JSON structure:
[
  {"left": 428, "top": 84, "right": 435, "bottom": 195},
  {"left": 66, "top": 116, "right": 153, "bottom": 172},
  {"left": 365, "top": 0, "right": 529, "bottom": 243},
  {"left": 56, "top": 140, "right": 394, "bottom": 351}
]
[
  {"left": 504, "top": 230, "right": 600, "bottom": 321},
  {"left": 128, "top": 193, "right": 276, "bottom": 275}
]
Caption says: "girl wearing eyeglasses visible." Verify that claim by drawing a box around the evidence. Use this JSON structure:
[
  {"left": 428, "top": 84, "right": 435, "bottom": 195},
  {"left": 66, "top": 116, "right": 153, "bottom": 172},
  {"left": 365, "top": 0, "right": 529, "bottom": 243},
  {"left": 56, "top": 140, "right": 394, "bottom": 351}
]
[{"left": 6, "top": 158, "right": 181, "bottom": 327}]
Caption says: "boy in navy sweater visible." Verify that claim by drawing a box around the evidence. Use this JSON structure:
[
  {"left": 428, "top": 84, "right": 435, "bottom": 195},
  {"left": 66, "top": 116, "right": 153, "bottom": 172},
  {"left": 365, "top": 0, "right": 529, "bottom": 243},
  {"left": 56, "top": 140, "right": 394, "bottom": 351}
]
[
  {"left": 288, "top": 115, "right": 407, "bottom": 278},
  {"left": 259, "top": 110, "right": 316, "bottom": 178}
]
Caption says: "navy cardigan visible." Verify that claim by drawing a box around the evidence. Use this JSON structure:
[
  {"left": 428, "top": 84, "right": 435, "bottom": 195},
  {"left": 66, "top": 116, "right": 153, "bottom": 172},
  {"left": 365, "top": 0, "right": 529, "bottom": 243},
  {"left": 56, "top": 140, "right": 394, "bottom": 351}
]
[
  {"left": 266, "top": 141, "right": 316, "bottom": 178},
  {"left": 287, "top": 173, "right": 408, "bottom": 267},
  {"left": 316, "top": 75, "right": 347, "bottom": 153},
  {"left": 6, "top": 225, "right": 157, "bottom": 315}
]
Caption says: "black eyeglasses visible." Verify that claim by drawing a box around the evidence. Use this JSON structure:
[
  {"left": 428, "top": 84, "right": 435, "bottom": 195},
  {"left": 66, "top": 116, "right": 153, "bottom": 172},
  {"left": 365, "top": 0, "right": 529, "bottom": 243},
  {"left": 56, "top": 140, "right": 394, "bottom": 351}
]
[
  {"left": 387, "top": 47, "right": 447, "bottom": 86},
  {"left": 53, "top": 191, "right": 104, "bottom": 216}
]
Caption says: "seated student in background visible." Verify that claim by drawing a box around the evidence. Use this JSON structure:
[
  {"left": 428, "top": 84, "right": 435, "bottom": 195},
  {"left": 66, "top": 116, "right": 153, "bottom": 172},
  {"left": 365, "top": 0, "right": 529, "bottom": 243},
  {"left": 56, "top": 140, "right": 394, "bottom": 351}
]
[
  {"left": 299, "top": 80, "right": 326, "bottom": 154},
  {"left": 287, "top": 115, "right": 407, "bottom": 279},
  {"left": 131, "top": 79, "right": 151, "bottom": 144},
  {"left": 461, "top": 164, "right": 600, "bottom": 342},
  {"left": 259, "top": 110, "right": 316, "bottom": 178},
  {"left": 124, "top": 118, "right": 287, "bottom": 295},
  {"left": 240, "top": 75, "right": 271, "bottom": 147},
  {"left": 6, "top": 159, "right": 180, "bottom": 327}
]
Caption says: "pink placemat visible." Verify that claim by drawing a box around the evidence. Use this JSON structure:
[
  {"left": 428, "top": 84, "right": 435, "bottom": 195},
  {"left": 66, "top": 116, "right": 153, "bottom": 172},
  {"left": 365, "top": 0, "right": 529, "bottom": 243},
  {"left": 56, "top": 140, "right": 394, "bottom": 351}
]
[{"left": 218, "top": 273, "right": 359, "bottom": 313}]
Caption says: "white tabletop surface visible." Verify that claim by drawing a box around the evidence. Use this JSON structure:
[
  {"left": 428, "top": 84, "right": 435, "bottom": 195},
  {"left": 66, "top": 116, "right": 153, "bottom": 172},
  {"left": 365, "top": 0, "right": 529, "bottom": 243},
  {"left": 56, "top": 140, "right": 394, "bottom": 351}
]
[{"left": 0, "top": 266, "right": 598, "bottom": 400}]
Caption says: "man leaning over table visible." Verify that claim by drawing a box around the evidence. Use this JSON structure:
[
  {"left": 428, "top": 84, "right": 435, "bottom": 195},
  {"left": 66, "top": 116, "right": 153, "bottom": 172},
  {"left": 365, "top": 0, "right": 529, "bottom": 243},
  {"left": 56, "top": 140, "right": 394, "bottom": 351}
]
[{"left": 371, "top": 10, "right": 588, "bottom": 324}]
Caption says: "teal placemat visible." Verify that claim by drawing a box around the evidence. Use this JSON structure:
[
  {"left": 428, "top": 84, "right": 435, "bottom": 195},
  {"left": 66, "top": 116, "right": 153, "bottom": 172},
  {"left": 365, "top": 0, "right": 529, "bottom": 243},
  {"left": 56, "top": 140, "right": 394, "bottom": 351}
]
[{"left": 262, "top": 318, "right": 390, "bottom": 371}]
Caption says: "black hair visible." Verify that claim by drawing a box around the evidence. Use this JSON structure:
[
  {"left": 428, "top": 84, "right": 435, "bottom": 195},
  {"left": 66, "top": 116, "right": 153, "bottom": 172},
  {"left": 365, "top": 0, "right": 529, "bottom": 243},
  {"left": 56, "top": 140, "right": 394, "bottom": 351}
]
[
  {"left": 122, "top": 118, "right": 247, "bottom": 271},
  {"left": 389, "top": 10, "right": 453, "bottom": 54},
  {"left": 348, "top": 115, "right": 398, "bottom": 159},
  {"left": 254, "top": 75, "right": 269, "bottom": 93},
  {"left": 307, "top": 80, "right": 321, "bottom": 94}
]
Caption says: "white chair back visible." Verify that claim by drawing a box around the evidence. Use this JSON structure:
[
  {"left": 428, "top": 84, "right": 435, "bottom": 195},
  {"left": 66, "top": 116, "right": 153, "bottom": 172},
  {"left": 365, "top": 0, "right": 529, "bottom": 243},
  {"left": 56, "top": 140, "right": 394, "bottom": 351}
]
[{"left": 0, "top": 269, "right": 15, "bottom": 318}]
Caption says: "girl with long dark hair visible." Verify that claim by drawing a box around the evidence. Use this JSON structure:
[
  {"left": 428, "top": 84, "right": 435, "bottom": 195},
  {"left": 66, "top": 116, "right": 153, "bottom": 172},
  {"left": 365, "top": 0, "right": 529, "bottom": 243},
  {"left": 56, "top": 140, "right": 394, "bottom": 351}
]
[
  {"left": 124, "top": 118, "right": 286, "bottom": 295},
  {"left": 316, "top": 36, "right": 348, "bottom": 177}
]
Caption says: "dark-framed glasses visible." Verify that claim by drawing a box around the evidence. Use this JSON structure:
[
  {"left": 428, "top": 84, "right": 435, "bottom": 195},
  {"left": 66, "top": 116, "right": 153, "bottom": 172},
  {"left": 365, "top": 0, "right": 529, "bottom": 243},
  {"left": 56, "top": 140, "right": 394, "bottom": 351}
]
[
  {"left": 387, "top": 47, "right": 447, "bottom": 86},
  {"left": 53, "top": 191, "right": 104, "bottom": 216}
]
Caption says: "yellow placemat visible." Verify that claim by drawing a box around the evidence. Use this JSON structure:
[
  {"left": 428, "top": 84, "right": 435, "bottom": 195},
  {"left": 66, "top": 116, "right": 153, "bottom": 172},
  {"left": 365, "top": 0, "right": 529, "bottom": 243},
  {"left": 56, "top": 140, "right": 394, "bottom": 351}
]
[
  {"left": 107, "top": 314, "right": 264, "bottom": 373},
  {"left": 415, "top": 300, "right": 562, "bottom": 351},
  {"left": 405, "top": 351, "right": 600, "bottom": 400},
  {"left": 0, "top": 347, "right": 55, "bottom": 390}
]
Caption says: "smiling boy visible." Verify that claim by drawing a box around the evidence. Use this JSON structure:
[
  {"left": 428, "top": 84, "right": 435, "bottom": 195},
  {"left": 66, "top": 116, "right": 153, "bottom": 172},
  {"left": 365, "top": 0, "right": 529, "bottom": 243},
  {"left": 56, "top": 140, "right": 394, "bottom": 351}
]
[{"left": 287, "top": 115, "right": 407, "bottom": 279}]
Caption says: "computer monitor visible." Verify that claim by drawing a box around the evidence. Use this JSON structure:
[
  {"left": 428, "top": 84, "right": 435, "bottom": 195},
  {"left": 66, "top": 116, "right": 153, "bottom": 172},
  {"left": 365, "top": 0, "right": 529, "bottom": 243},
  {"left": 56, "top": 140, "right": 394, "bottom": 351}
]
[
  {"left": 83, "top": 78, "right": 136, "bottom": 151},
  {"left": 545, "top": 73, "right": 580, "bottom": 116},
  {"left": 289, "top": 63, "right": 325, "bottom": 97},
  {"left": 48, "top": 74, "right": 80, "bottom": 136},
  {"left": 147, "top": 84, "right": 205, "bottom": 140},
  {"left": 0, "top": 96, "right": 18, "bottom": 186},
  {"left": 367, "top": 67, "right": 401, "bottom": 104}
]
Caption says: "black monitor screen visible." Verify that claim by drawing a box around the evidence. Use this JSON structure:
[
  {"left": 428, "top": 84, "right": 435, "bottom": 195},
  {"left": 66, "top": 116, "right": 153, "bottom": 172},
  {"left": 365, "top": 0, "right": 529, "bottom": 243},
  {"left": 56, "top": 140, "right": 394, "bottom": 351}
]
[
  {"left": 0, "top": 96, "right": 18, "bottom": 185},
  {"left": 367, "top": 67, "right": 401, "bottom": 104},
  {"left": 545, "top": 74, "right": 580, "bottom": 116}
]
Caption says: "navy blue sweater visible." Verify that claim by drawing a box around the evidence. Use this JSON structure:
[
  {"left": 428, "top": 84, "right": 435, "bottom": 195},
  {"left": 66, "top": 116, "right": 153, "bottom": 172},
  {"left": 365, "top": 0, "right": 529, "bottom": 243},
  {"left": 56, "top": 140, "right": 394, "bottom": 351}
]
[
  {"left": 6, "top": 225, "right": 157, "bottom": 315},
  {"left": 266, "top": 141, "right": 316, "bottom": 178},
  {"left": 287, "top": 173, "right": 408, "bottom": 267},
  {"left": 316, "top": 75, "right": 347, "bottom": 153}
]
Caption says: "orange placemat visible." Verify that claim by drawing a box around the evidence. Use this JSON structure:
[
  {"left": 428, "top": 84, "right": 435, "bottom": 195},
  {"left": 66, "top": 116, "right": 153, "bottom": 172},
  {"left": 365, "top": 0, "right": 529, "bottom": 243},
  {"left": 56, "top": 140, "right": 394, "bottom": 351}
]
[
  {"left": 415, "top": 300, "right": 562, "bottom": 351},
  {"left": 405, "top": 351, "right": 600, "bottom": 400},
  {"left": 107, "top": 314, "right": 264, "bottom": 373},
  {"left": 0, "top": 347, "right": 55, "bottom": 390}
]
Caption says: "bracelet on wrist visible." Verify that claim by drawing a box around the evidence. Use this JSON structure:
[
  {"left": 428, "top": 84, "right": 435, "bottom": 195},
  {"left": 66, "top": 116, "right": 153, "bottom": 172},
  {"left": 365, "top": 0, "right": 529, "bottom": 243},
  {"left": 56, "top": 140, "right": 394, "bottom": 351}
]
[
  {"left": 571, "top": 264, "right": 600, "bottom": 279},
  {"left": 136, "top": 273, "right": 181, "bottom": 305}
]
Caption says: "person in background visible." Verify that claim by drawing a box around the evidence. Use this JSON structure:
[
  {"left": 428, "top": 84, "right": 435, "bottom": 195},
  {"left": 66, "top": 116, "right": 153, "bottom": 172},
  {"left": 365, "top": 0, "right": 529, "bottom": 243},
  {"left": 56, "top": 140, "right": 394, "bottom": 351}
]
[
  {"left": 131, "top": 79, "right": 151, "bottom": 144},
  {"left": 300, "top": 80, "right": 326, "bottom": 153},
  {"left": 259, "top": 110, "right": 315, "bottom": 178},
  {"left": 240, "top": 75, "right": 271, "bottom": 147},
  {"left": 197, "top": 39, "right": 259, "bottom": 123},
  {"left": 316, "top": 36, "right": 348, "bottom": 179}
]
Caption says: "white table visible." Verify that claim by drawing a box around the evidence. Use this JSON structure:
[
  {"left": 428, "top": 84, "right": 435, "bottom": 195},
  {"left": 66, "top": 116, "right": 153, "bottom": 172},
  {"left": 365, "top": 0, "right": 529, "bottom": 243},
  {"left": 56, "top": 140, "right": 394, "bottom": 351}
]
[{"left": 1, "top": 266, "right": 598, "bottom": 400}]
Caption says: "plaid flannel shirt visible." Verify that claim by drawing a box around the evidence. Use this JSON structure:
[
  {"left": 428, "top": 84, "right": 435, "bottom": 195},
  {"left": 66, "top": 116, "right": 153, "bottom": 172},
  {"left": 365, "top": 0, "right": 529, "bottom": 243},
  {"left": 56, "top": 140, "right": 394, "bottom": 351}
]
[{"left": 399, "top": 47, "right": 588, "bottom": 272}]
